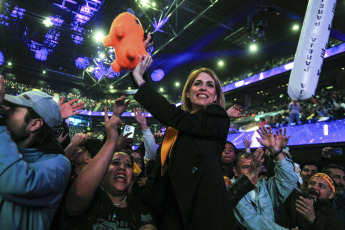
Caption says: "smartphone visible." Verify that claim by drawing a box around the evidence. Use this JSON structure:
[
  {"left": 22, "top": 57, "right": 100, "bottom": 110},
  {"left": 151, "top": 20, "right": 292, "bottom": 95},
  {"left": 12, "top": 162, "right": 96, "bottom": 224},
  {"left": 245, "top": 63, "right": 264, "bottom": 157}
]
[
  {"left": 324, "top": 148, "right": 342, "bottom": 156},
  {"left": 123, "top": 125, "right": 135, "bottom": 138}
]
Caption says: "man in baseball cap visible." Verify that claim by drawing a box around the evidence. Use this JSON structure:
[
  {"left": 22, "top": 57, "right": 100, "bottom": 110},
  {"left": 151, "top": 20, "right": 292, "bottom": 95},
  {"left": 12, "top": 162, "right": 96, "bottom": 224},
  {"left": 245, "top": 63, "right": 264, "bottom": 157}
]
[{"left": 0, "top": 74, "right": 71, "bottom": 230}]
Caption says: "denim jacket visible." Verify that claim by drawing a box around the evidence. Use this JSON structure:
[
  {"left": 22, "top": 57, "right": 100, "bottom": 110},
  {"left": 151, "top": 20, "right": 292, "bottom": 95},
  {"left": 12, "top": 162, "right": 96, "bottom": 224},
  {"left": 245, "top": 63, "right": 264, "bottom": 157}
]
[
  {"left": 0, "top": 125, "right": 71, "bottom": 230},
  {"left": 233, "top": 157, "right": 298, "bottom": 230}
]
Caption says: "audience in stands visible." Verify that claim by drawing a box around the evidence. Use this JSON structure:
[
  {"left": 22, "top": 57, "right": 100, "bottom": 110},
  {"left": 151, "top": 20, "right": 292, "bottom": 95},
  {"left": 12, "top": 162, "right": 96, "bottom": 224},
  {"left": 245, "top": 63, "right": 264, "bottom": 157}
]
[
  {"left": 5, "top": 77, "right": 345, "bottom": 137},
  {"left": 289, "top": 100, "right": 302, "bottom": 125},
  {"left": 1, "top": 47, "right": 345, "bottom": 230}
]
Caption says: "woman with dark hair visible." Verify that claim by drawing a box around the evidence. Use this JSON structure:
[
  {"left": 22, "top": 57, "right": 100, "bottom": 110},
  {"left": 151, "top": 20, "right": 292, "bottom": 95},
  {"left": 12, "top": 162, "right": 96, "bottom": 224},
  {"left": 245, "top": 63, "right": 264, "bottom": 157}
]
[
  {"left": 60, "top": 98, "right": 157, "bottom": 230},
  {"left": 131, "top": 55, "right": 259, "bottom": 230}
]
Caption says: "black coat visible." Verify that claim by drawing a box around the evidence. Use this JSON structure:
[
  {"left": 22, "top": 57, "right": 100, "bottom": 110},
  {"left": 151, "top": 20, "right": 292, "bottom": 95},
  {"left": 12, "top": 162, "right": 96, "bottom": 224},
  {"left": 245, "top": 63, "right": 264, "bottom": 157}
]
[{"left": 134, "top": 83, "right": 253, "bottom": 230}]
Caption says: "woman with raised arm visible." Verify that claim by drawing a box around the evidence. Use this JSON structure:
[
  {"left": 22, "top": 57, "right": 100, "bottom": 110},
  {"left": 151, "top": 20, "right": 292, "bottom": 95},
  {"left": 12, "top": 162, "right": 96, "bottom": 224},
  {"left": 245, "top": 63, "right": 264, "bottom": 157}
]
[
  {"left": 59, "top": 97, "right": 157, "bottom": 230},
  {"left": 131, "top": 55, "right": 257, "bottom": 230}
]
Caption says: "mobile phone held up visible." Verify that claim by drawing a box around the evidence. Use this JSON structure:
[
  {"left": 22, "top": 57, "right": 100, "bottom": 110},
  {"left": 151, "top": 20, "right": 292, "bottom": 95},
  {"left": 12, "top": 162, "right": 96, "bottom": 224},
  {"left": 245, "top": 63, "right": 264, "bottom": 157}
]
[
  {"left": 324, "top": 148, "right": 342, "bottom": 156},
  {"left": 123, "top": 125, "right": 135, "bottom": 138}
]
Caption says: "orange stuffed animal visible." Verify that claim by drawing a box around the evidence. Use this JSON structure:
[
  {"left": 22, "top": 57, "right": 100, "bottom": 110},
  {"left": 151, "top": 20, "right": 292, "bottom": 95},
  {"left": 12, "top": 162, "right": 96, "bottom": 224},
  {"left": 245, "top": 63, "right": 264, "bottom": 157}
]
[{"left": 103, "top": 12, "right": 149, "bottom": 73}]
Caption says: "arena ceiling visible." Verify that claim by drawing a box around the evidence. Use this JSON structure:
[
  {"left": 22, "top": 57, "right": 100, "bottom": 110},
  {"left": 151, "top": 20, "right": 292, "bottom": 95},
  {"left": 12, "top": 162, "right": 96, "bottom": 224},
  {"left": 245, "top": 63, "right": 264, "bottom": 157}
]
[{"left": 1, "top": 0, "right": 345, "bottom": 103}]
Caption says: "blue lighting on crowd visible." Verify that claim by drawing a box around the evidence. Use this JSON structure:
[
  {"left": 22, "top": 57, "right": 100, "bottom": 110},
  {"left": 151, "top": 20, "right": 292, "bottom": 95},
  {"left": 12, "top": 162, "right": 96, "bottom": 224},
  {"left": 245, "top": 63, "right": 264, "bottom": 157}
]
[
  {"left": 75, "top": 57, "right": 90, "bottom": 69},
  {"left": 0, "top": 51, "right": 4, "bottom": 65}
]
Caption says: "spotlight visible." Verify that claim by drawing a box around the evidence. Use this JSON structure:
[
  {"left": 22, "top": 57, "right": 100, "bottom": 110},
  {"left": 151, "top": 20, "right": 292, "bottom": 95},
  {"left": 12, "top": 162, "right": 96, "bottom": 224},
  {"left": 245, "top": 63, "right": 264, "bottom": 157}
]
[
  {"left": 110, "top": 85, "right": 113, "bottom": 89},
  {"left": 292, "top": 24, "right": 299, "bottom": 31},
  {"left": 43, "top": 70, "right": 46, "bottom": 74},
  {"left": 249, "top": 44, "right": 257, "bottom": 52},
  {"left": 140, "top": 0, "right": 150, "bottom": 8},
  {"left": 175, "top": 82, "right": 180, "bottom": 87},
  {"left": 43, "top": 17, "right": 53, "bottom": 27},
  {"left": 159, "top": 87, "right": 164, "bottom": 92},
  {"left": 94, "top": 31, "right": 105, "bottom": 42},
  {"left": 218, "top": 60, "right": 224, "bottom": 67},
  {"left": 99, "top": 53, "right": 105, "bottom": 59},
  {"left": 8, "top": 62, "right": 12, "bottom": 66}
]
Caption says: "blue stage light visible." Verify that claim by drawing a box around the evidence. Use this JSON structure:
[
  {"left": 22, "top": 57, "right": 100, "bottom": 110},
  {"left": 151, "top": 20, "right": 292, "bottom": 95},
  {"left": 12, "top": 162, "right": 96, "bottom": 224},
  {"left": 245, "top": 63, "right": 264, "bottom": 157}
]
[
  {"left": 151, "top": 69, "right": 165, "bottom": 81},
  {"left": 75, "top": 57, "right": 89, "bottom": 69}
]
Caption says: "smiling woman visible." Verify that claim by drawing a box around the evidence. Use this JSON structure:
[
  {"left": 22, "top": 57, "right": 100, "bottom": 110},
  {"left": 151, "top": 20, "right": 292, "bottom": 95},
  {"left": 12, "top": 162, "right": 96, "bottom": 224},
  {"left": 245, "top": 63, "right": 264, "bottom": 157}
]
[
  {"left": 59, "top": 97, "right": 157, "bottom": 230},
  {"left": 132, "top": 55, "right": 255, "bottom": 229}
]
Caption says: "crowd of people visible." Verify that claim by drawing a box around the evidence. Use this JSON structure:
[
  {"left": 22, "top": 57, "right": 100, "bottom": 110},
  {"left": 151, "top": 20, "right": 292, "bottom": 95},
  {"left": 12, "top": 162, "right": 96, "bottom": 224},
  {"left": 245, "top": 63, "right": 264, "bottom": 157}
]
[
  {"left": 4, "top": 71, "right": 345, "bottom": 135},
  {"left": 221, "top": 54, "right": 295, "bottom": 86},
  {"left": 1, "top": 35, "right": 345, "bottom": 229}
]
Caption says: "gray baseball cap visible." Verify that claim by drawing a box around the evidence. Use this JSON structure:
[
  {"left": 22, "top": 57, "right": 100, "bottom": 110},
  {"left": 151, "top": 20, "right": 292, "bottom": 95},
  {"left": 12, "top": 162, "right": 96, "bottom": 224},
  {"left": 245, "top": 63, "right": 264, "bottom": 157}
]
[{"left": 4, "top": 91, "right": 62, "bottom": 128}]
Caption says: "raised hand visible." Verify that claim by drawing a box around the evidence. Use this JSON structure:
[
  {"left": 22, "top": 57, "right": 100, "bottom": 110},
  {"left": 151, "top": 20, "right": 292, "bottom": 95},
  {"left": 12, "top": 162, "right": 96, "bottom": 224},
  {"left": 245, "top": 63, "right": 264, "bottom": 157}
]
[
  {"left": 64, "top": 133, "right": 88, "bottom": 159},
  {"left": 153, "top": 131, "right": 164, "bottom": 145},
  {"left": 246, "top": 148, "right": 265, "bottom": 185},
  {"left": 134, "top": 107, "right": 148, "bottom": 130},
  {"left": 275, "top": 127, "right": 290, "bottom": 149},
  {"left": 57, "top": 129, "right": 69, "bottom": 144},
  {"left": 295, "top": 196, "right": 316, "bottom": 223},
  {"left": 143, "top": 33, "right": 153, "bottom": 49},
  {"left": 59, "top": 97, "right": 85, "bottom": 119},
  {"left": 116, "top": 132, "right": 134, "bottom": 150},
  {"left": 226, "top": 104, "right": 245, "bottom": 118},
  {"left": 113, "top": 95, "right": 129, "bottom": 117},
  {"left": 70, "top": 133, "right": 88, "bottom": 146},
  {"left": 243, "top": 136, "right": 252, "bottom": 149},
  {"left": 104, "top": 107, "right": 122, "bottom": 143},
  {"left": 256, "top": 125, "right": 276, "bottom": 149},
  {"left": 132, "top": 55, "right": 153, "bottom": 86}
]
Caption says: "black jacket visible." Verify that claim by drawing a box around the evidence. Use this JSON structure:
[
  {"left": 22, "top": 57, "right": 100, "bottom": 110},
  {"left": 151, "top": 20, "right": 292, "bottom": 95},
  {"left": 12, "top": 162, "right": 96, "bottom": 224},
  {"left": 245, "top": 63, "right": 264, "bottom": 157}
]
[{"left": 134, "top": 83, "right": 254, "bottom": 230}]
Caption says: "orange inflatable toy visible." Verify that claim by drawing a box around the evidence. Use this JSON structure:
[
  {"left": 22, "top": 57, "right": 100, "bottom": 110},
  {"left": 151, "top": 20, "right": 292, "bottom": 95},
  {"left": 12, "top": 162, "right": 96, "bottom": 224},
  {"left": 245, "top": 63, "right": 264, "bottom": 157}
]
[{"left": 103, "top": 12, "right": 149, "bottom": 73}]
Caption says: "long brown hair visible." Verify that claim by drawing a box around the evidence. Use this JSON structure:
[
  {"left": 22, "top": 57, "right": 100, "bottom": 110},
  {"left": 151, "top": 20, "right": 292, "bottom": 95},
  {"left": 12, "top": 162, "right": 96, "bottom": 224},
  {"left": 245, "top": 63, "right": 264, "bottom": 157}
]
[{"left": 181, "top": 67, "right": 225, "bottom": 112}]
